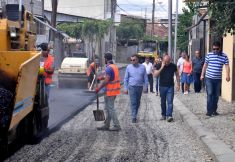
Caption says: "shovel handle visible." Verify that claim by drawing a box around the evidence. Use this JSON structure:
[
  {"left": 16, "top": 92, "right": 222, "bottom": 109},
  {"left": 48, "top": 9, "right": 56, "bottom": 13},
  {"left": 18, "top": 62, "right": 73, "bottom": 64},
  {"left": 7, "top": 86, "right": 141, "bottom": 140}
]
[{"left": 96, "top": 94, "right": 99, "bottom": 110}]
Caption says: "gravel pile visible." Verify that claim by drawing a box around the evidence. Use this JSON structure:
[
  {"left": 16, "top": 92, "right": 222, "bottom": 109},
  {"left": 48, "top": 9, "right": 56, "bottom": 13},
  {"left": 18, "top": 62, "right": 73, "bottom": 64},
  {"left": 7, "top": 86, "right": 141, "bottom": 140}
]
[
  {"left": 176, "top": 92, "right": 235, "bottom": 152},
  {"left": 6, "top": 93, "right": 212, "bottom": 162}
]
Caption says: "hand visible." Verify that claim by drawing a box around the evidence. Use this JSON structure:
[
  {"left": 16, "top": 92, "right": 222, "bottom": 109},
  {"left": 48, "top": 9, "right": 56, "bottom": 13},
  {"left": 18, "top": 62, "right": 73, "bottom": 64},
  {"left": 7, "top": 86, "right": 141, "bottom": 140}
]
[
  {"left": 123, "top": 90, "right": 128, "bottom": 94},
  {"left": 95, "top": 87, "right": 100, "bottom": 94},
  {"left": 97, "top": 76, "right": 103, "bottom": 81},
  {"left": 176, "top": 83, "right": 180, "bottom": 91},
  {"left": 200, "top": 75, "right": 204, "bottom": 81},
  {"left": 161, "top": 61, "right": 165, "bottom": 70},
  {"left": 226, "top": 76, "right": 230, "bottom": 82}
]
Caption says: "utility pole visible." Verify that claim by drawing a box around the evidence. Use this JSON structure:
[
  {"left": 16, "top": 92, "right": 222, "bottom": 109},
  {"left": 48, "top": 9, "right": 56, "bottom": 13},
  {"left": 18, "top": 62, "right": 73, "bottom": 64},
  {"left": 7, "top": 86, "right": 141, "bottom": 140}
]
[
  {"left": 110, "top": 0, "right": 117, "bottom": 59},
  {"left": 173, "top": 0, "right": 179, "bottom": 63},
  {"left": 152, "top": 0, "right": 155, "bottom": 37},
  {"left": 144, "top": 8, "right": 147, "bottom": 19},
  {"left": 168, "top": 0, "right": 172, "bottom": 57},
  {"left": 51, "top": 0, "right": 58, "bottom": 42}
]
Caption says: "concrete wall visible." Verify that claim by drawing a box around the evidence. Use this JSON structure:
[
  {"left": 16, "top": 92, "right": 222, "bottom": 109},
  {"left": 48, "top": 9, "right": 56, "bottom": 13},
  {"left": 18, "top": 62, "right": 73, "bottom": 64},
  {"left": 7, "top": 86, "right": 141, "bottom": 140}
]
[
  {"left": 221, "top": 34, "right": 235, "bottom": 102},
  {"left": 116, "top": 46, "right": 138, "bottom": 63}
]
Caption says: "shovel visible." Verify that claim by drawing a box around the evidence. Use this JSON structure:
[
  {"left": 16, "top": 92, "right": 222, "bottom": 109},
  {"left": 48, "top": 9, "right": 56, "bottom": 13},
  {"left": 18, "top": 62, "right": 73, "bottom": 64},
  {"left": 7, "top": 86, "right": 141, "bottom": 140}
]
[{"left": 93, "top": 93, "right": 105, "bottom": 121}]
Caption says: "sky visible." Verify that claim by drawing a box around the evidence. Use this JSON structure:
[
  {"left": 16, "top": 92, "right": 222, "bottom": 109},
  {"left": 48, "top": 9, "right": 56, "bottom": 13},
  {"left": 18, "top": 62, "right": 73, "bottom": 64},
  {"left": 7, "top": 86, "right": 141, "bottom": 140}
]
[{"left": 117, "top": 0, "right": 185, "bottom": 19}]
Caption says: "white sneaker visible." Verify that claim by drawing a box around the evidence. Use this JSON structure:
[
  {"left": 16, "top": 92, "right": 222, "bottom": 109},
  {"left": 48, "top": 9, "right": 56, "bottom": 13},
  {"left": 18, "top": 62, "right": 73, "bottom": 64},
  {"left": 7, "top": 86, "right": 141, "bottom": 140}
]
[{"left": 184, "top": 91, "right": 188, "bottom": 95}]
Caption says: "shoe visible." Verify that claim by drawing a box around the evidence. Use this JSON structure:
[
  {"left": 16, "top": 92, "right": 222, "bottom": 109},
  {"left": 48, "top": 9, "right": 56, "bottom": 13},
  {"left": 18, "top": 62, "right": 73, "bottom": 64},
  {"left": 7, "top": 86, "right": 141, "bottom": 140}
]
[
  {"left": 213, "top": 112, "right": 220, "bottom": 116},
  {"left": 156, "top": 92, "right": 158, "bottom": 96},
  {"left": 206, "top": 113, "right": 212, "bottom": 117},
  {"left": 132, "top": 118, "right": 137, "bottom": 123},
  {"left": 151, "top": 91, "right": 155, "bottom": 93},
  {"left": 97, "top": 125, "right": 109, "bottom": 131},
  {"left": 167, "top": 117, "right": 173, "bottom": 122},
  {"left": 184, "top": 91, "right": 188, "bottom": 95},
  {"left": 109, "top": 126, "right": 121, "bottom": 131},
  {"left": 160, "top": 116, "right": 166, "bottom": 120}
]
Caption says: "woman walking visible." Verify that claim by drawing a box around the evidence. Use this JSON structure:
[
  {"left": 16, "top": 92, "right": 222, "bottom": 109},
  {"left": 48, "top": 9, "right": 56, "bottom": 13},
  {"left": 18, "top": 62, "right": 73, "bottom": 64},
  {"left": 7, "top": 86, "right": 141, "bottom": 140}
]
[{"left": 181, "top": 54, "right": 193, "bottom": 94}]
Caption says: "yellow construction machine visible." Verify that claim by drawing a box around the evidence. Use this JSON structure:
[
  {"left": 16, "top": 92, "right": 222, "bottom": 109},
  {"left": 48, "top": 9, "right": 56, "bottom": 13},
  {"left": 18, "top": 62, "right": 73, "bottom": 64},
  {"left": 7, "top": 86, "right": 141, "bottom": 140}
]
[
  {"left": 137, "top": 40, "right": 159, "bottom": 63},
  {"left": 0, "top": 4, "right": 49, "bottom": 158}
]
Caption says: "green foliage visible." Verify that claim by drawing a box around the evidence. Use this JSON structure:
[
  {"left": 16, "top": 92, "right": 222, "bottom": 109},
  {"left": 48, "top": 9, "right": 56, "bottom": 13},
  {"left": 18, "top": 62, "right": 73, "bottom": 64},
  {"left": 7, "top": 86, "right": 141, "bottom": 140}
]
[
  {"left": 177, "top": 2, "right": 196, "bottom": 52},
  {"left": 57, "top": 19, "right": 111, "bottom": 40},
  {"left": 116, "top": 20, "right": 144, "bottom": 44},
  {"left": 57, "top": 23, "right": 82, "bottom": 39},
  {"left": 209, "top": 0, "right": 235, "bottom": 37},
  {"left": 82, "top": 19, "right": 111, "bottom": 41}
]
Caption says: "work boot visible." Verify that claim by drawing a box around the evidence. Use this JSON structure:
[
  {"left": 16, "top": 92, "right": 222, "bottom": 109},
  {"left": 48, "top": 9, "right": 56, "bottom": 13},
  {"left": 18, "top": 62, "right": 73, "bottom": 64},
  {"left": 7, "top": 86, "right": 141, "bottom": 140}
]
[
  {"left": 97, "top": 125, "right": 109, "bottom": 131},
  {"left": 109, "top": 126, "right": 121, "bottom": 131}
]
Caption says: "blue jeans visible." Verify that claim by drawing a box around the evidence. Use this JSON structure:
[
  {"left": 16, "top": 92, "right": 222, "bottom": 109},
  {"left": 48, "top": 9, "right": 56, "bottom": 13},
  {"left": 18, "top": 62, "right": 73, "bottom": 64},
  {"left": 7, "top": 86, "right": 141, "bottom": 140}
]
[
  {"left": 159, "top": 86, "right": 174, "bottom": 117},
  {"left": 128, "top": 86, "right": 143, "bottom": 119},
  {"left": 193, "top": 72, "right": 201, "bottom": 92},
  {"left": 205, "top": 78, "right": 221, "bottom": 114},
  {"left": 155, "top": 77, "right": 159, "bottom": 93}
]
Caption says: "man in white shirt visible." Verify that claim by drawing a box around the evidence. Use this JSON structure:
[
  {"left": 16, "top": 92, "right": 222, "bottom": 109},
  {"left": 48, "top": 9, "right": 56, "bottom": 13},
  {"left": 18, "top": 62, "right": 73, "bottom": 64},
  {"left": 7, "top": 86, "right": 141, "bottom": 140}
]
[
  {"left": 177, "top": 52, "right": 187, "bottom": 93},
  {"left": 143, "top": 57, "right": 154, "bottom": 93}
]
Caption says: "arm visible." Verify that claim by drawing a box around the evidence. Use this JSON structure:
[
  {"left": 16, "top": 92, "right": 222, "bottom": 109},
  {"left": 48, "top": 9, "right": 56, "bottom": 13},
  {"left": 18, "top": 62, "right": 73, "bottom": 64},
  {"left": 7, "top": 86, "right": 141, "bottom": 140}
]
[
  {"left": 123, "top": 67, "right": 129, "bottom": 93},
  {"left": 96, "top": 75, "right": 110, "bottom": 91},
  {"left": 200, "top": 63, "right": 208, "bottom": 80},
  {"left": 175, "top": 69, "right": 180, "bottom": 91},
  {"left": 153, "top": 62, "right": 165, "bottom": 77},
  {"left": 143, "top": 68, "right": 148, "bottom": 93},
  {"left": 225, "top": 64, "right": 230, "bottom": 82}
]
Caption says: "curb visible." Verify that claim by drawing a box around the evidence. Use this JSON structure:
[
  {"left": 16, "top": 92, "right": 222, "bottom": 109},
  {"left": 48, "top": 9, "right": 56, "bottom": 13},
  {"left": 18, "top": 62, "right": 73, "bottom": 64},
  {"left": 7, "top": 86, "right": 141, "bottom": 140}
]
[{"left": 174, "top": 97, "right": 235, "bottom": 162}]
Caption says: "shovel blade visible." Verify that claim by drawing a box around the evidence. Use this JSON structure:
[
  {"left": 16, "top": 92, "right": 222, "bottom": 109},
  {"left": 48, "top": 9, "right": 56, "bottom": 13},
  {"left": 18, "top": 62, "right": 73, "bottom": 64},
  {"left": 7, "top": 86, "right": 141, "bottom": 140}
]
[{"left": 93, "top": 110, "right": 105, "bottom": 121}]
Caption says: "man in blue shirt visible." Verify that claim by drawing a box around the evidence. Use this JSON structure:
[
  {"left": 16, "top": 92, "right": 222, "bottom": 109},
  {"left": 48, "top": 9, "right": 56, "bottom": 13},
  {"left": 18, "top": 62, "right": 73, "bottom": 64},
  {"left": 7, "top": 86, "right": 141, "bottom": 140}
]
[
  {"left": 192, "top": 50, "right": 204, "bottom": 93},
  {"left": 201, "top": 41, "right": 230, "bottom": 116},
  {"left": 124, "top": 54, "right": 148, "bottom": 123}
]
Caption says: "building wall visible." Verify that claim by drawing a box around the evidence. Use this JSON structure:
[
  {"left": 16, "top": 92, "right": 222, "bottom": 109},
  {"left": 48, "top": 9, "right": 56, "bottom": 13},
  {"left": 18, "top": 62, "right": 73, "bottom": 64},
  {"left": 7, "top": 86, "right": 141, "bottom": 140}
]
[
  {"left": 221, "top": 34, "right": 235, "bottom": 102},
  {"left": 44, "top": 0, "right": 110, "bottom": 20}
]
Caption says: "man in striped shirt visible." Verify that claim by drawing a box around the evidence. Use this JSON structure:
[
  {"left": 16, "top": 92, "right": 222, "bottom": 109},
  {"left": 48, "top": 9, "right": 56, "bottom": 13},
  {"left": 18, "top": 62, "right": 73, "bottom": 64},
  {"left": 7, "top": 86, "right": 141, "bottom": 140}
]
[{"left": 200, "top": 41, "right": 230, "bottom": 116}]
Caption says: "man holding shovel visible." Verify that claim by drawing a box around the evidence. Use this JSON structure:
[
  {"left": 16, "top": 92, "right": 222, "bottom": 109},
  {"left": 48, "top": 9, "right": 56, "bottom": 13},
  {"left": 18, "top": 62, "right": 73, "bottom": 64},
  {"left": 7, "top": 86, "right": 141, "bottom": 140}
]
[{"left": 95, "top": 52, "right": 121, "bottom": 131}]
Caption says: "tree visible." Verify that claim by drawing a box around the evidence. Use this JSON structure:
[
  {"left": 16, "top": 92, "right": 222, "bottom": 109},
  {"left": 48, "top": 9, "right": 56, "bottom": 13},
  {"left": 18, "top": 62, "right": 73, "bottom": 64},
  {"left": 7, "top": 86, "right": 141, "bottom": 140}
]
[
  {"left": 177, "top": 3, "right": 196, "bottom": 52},
  {"left": 209, "top": 0, "right": 235, "bottom": 37},
  {"left": 81, "top": 19, "right": 111, "bottom": 61},
  {"left": 57, "top": 19, "right": 111, "bottom": 61},
  {"left": 116, "top": 20, "right": 144, "bottom": 45},
  {"left": 57, "top": 23, "right": 82, "bottom": 39}
]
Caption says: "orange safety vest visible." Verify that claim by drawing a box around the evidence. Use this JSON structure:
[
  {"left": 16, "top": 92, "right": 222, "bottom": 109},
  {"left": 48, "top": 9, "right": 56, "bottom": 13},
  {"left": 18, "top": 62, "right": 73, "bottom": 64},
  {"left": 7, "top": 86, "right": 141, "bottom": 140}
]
[
  {"left": 87, "top": 62, "right": 96, "bottom": 76},
  {"left": 43, "top": 54, "right": 54, "bottom": 85},
  {"left": 105, "top": 64, "right": 121, "bottom": 96}
]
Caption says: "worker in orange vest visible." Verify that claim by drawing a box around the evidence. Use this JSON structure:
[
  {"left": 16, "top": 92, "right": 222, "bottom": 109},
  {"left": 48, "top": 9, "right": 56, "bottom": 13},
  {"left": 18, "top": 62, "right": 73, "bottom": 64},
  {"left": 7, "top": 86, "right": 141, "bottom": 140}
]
[
  {"left": 95, "top": 53, "right": 121, "bottom": 131},
  {"left": 87, "top": 59, "right": 99, "bottom": 89},
  {"left": 40, "top": 43, "right": 55, "bottom": 98}
]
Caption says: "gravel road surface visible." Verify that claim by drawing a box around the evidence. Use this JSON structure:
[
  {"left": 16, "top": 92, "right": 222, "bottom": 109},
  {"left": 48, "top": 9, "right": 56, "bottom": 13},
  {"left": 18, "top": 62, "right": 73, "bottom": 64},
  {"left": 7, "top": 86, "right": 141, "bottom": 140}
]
[{"left": 6, "top": 93, "right": 212, "bottom": 162}]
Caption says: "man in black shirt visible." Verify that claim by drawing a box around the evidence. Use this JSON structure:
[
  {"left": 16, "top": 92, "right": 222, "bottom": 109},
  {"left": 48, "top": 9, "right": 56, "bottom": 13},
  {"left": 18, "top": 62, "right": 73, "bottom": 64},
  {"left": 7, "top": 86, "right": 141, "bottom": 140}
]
[{"left": 154, "top": 55, "right": 180, "bottom": 122}]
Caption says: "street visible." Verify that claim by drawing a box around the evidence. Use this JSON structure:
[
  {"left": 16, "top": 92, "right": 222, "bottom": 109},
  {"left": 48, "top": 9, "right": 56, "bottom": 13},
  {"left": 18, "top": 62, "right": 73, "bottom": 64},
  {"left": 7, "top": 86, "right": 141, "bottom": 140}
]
[{"left": 5, "top": 90, "right": 212, "bottom": 162}]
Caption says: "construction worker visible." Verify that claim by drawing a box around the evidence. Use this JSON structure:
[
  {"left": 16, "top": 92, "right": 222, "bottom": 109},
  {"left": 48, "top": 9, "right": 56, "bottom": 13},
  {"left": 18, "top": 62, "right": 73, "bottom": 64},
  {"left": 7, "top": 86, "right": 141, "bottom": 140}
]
[
  {"left": 87, "top": 59, "right": 99, "bottom": 89},
  {"left": 95, "top": 53, "right": 121, "bottom": 131},
  {"left": 40, "top": 43, "right": 55, "bottom": 98}
]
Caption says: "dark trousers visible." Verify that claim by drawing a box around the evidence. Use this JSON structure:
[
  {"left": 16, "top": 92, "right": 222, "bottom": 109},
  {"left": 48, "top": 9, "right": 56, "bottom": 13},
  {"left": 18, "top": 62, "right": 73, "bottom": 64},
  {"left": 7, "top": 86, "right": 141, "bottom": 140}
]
[
  {"left": 205, "top": 78, "right": 221, "bottom": 115},
  {"left": 193, "top": 72, "right": 202, "bottom": 93},
  {"left": 147, "top": 74, "right": 154, "bottom": 92}
]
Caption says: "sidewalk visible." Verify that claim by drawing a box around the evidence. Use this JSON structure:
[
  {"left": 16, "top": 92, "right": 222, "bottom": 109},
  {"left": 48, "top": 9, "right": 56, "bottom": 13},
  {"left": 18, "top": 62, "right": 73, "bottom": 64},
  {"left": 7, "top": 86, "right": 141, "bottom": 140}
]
[{"left": 175, "top": 92, "right": 235, "bottom": 162}]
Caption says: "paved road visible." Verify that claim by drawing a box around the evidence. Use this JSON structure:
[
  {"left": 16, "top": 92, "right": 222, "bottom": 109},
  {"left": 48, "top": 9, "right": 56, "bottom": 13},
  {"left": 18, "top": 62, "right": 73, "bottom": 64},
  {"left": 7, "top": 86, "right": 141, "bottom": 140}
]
[
  {"left": 48, "top": 67, "right": 126, "bottom": 130},
  {"left": 6, "top": 90, "right": 212, "bottom": 162}
]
